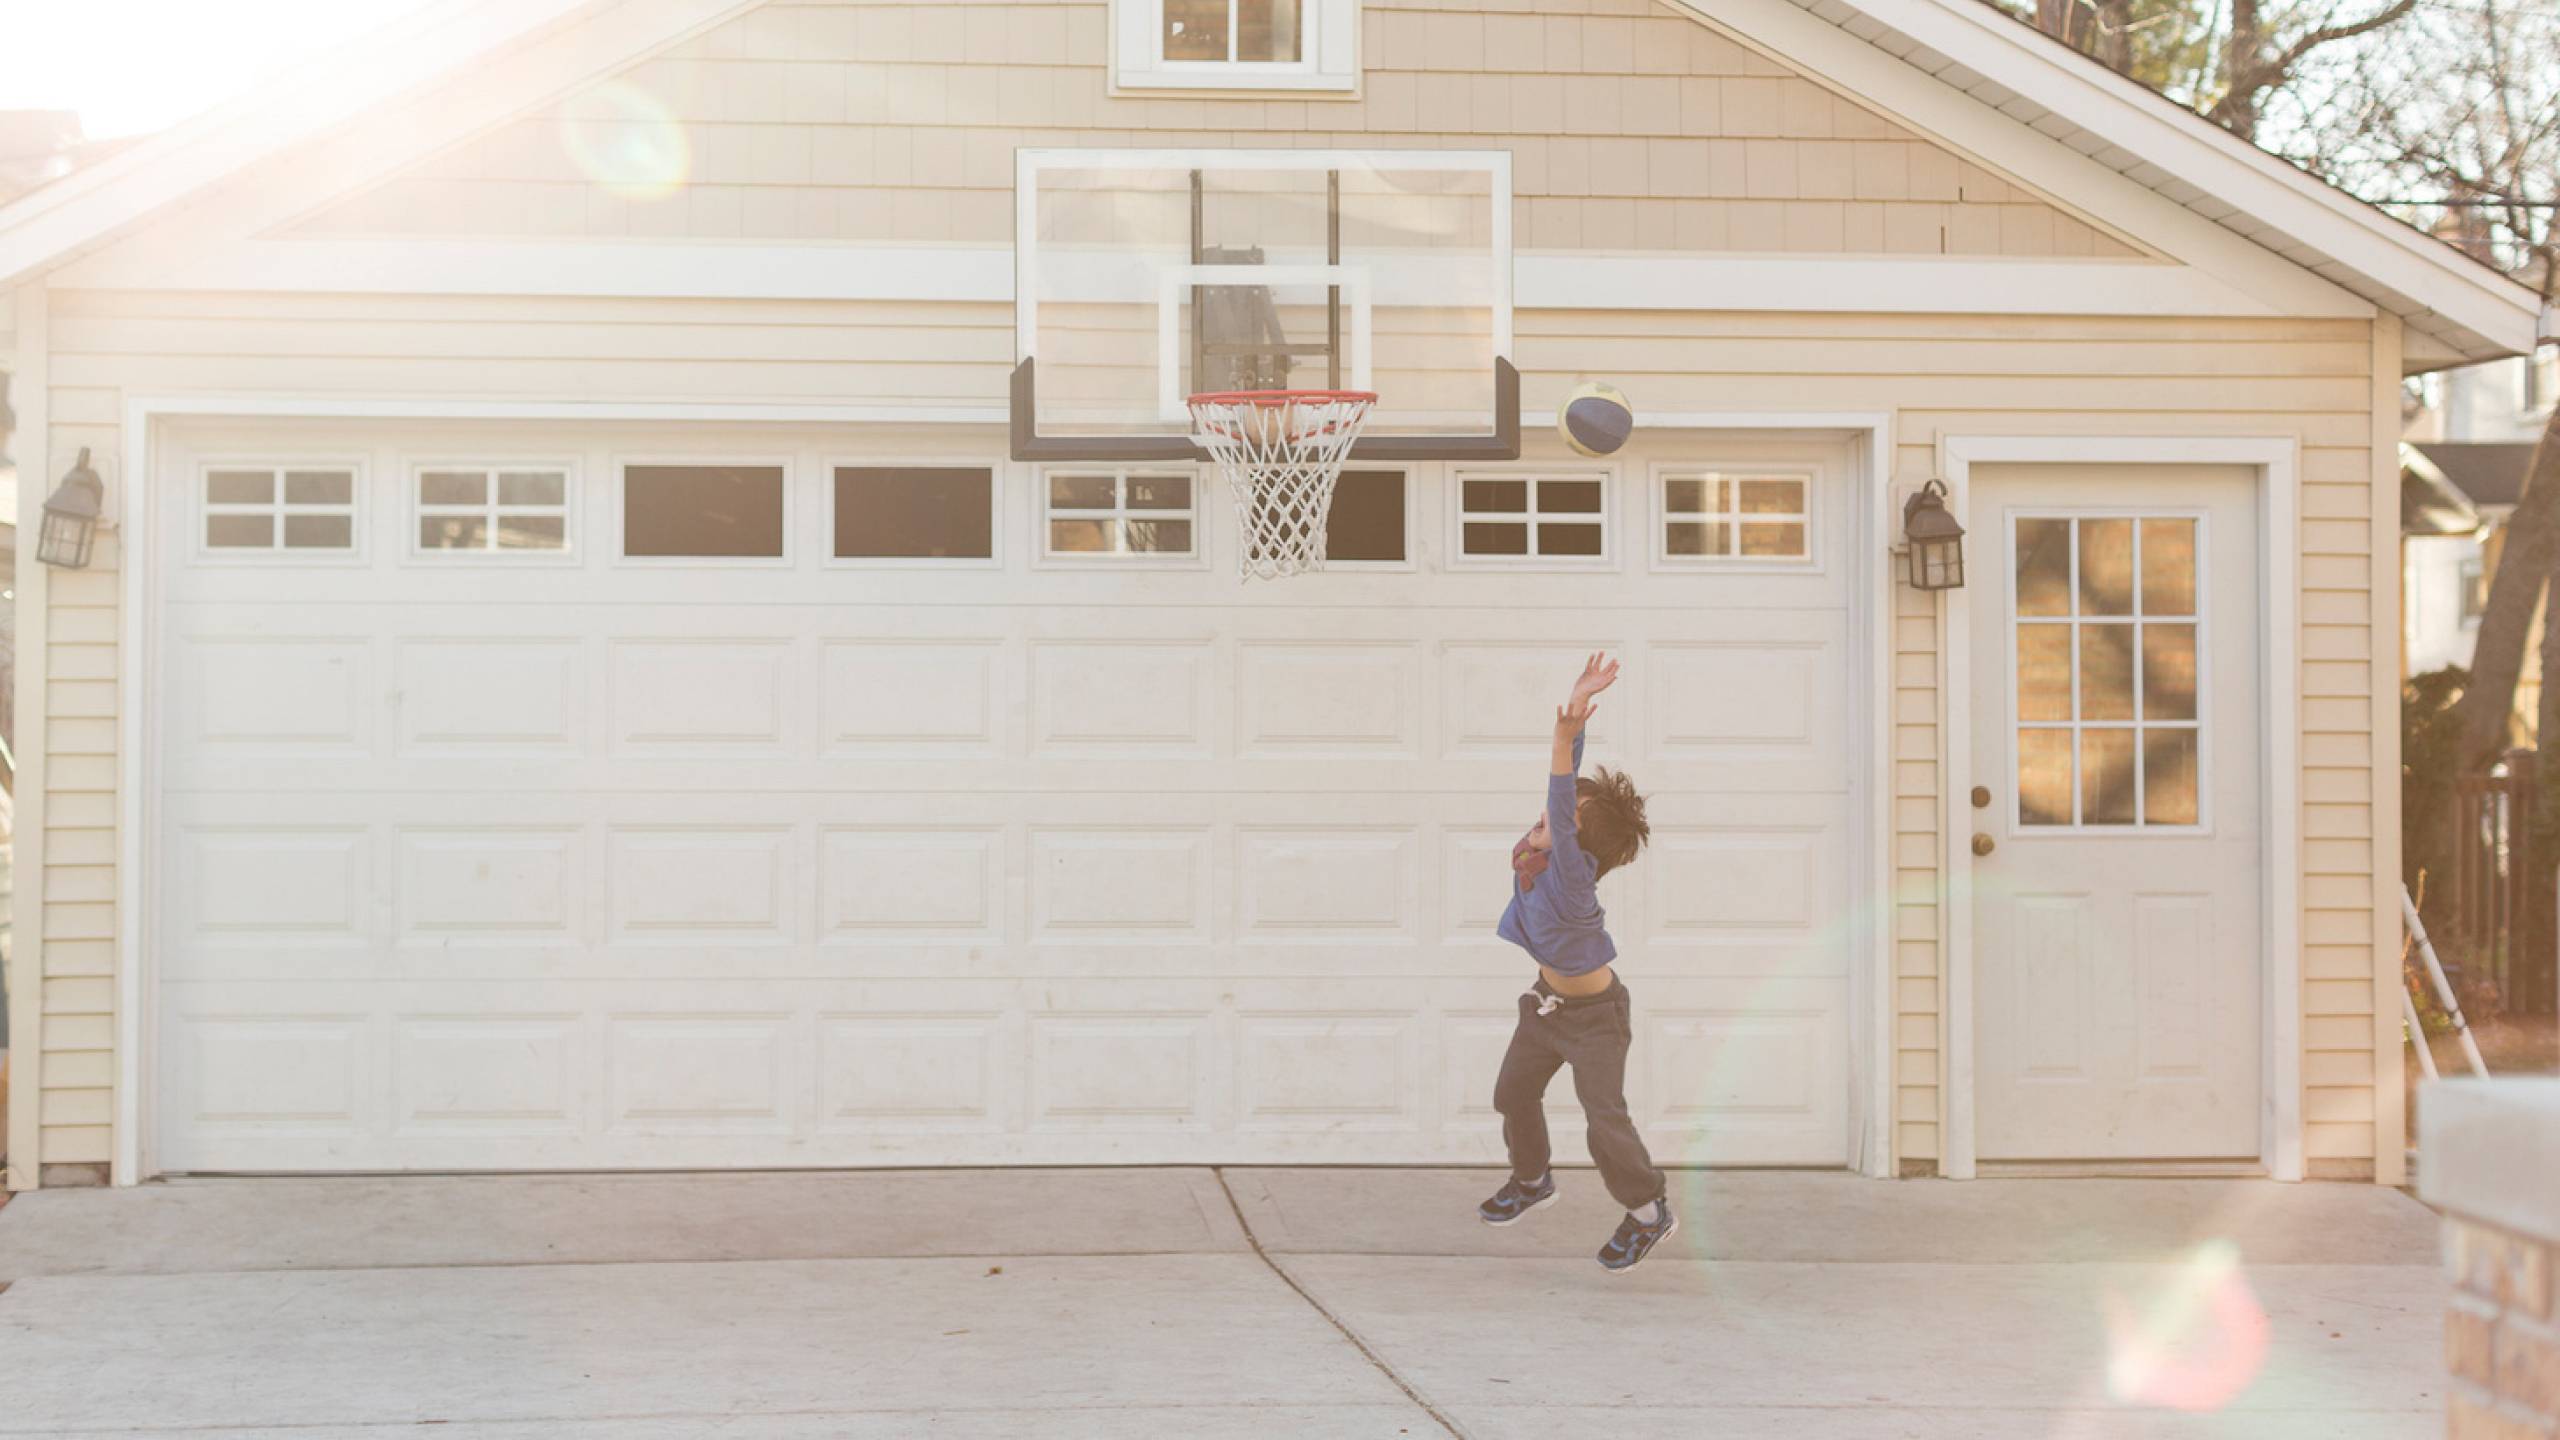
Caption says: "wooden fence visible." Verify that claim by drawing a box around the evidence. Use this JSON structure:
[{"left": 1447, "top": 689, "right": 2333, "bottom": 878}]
[{"left": 2450, "top": 748, "right": 2555, "bottom": 1013}]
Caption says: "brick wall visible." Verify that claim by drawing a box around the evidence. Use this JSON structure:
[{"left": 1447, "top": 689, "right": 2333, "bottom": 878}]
[{"left": 2424, "top": 1082, "right": 2560, "bottom": 1439}]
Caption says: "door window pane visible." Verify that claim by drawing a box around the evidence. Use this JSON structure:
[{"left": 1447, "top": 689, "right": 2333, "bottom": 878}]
[
  {"left": 2009, "top": 512, "right": 2206, "bottom": 828},
  {"left": 2143, "top": 624, "right": 2197, "bottom": 721},
  {"left": 1324, "top": 469, "right": 1406, "bottom": 563},
  {"left": 2018, "top": 730, "right": 2074, "bottom": 826},
  {"left": 2140, "top": 518, "right": 2197, "bottom": 615},
  {"left": 2016, "top": 625, "right": 2072, "bottom": 722},
  {"left": 624, "top": 465, "right": 786, "bottom": 558},
  {"left": 2081, "top": 729, "right": 2137, "bottom": 825},
  {"left": 2014, "top": 519, "right": 2070, "bottom": 616},
  {"left": 833, "top": 466, "right": 993, "bottom": 560},
  {"left": 2144, "top": 730, "right": 2200, "bottom": 825},
  {"left": 2080, "top": 624, "right": 2135, "bottom": 721},
  {"left": 2078, "top": 518, "right": 2133, "bottom": 615}
]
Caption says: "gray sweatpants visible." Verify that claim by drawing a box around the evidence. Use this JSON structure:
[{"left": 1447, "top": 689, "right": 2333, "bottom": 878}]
[{"left": 1492, "top": 977, "right": 1666, "bottom": 1210}]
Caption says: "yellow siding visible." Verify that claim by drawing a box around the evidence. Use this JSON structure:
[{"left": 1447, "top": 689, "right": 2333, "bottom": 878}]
[{"left": 296, "top": 0, "right": 2146, "bottom": 262}]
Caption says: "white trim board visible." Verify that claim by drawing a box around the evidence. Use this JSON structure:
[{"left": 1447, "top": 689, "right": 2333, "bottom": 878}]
[
  {"left": 1935, "top": 434, "right": 2302, "bottom": 1182},
  {"left": 7, "top": 282, "right": 49, "bottom": 1191},
  {"left": 109, "top": 395, "right": 1900, "bottom": 1183},
  {"left": 54, "top": 236, "right": 2368, "bottom": 324}
]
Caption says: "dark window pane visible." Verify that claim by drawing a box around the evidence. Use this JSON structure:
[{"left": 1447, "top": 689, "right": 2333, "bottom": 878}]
[
  {"left": 284, "top": 514, "right": 353, "bottom": 549},
  {"left": 2017, "top": 730, "right": 2073, "bottom": 825},
  {"left": 1164, "top": 0, "right": 1228, "bottom": 59},
  {"left": 1664, "top": 477, "right": 1708, "bottom": 513},
  {"left": 420, "top": 471, "right": 486, "bottom": 507},
  {"left": 421, "top": 515, "right": 488, "bottom": 550},
  {"left": 2143, "top": 623, "right": 2198, "bottom": 721},
  {"left": 2081, "top": 623, "right": 2135, "bottom": 721},
  {"left": 496, "top": 515, "right": 566, "bottom": 550},
  {"left": 207, "top": 513, "right": 273, "bottom": 548},
  {"left": 1049, "top": 473, "right": 1116, "bottom": 510},
  {"left": 1538, "top": 522, "right": 1604, "bottom": 556},
  {"left": 1463, "top": 479, "right": 1528, "bottom": 513},
  {"left": 1125, "top": 518, "right": 1193, "bottom": 553},
  {"left": 834, "top": 466, "right": 993, "bottom": 560},
  {"left": 1464, "top": 521, "right": 1528, "bottom": 555},
  {"left": 208, "top": 469, "right": 273, "bottom": 505},
  {"left": 1049, "top": 518, "right": 1111, "bottom": 553},
  {"left": 1666, "top": 520, "right": 1726, "bottom": 556},
  {"left": 285, "top": 470, "right": 353, "bottom": 506},
  {"left": 624, "top": 465, "right": 786, "bottom": 558},
  {"left": 1541, "top": 479, "right": 1603, "bottom": 513},
  {"left": 2140, "top": 518, "right": 2197, "bottom": 616},
  {"left": 1739, "top": 521, "right": 1804, "bottom": 556},
  {"left": 1126, "top": 473, "right": 1191, "bottom": 510},
  {"left": 1324, "top": 469, "right": 1404, "bottom": 562},
  {"left": 499, "top": 471, "right": 566, "bottom": 507},
  {"left": 1739, "top": 478, "right": 1803, "bottom": 514}
]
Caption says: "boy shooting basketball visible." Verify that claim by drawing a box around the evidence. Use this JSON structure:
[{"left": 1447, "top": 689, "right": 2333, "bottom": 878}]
[{"left": 1478, "top": 652, "right": 1673, "bottom": 1272}]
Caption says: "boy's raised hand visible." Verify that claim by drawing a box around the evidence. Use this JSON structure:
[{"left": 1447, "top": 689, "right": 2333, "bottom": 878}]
[{"left": 1556, "top": 650, "right": 1619, "bottom": 732}]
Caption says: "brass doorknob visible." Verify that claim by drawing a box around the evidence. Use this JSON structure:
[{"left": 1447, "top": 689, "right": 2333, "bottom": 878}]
[{"left": 1971, "top": 833, "right": 1996, "bottom": 857}]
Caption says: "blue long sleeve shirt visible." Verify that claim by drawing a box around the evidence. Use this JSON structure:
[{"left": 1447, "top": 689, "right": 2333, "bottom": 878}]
[{"left": 1496, "top": 733, "right": 1618, "bottom": 976}]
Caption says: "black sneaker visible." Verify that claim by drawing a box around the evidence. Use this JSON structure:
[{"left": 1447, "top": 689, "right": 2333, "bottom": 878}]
[
  {"left": 1598, "top": 1199, "right": 1678, "bottom": 1273},
  {"left": 1476, "top": 1173, "right": 1559, "bottom": 1226}
]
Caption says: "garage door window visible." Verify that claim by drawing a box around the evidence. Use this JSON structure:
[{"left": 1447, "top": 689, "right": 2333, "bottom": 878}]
[
  {"left": 1323, "top": 469, "right": 1407, "bottom": 566},
  {"left": 1043, "top": 470, "right": 1196, "bottom": 559},
  {"left": 623, "top": 463, "right": 787, "bottom": 560},
  {"left": 1658, "top": 470, "right": 1812, "bottom": 566},
  {"left": 202, "top": 463, "right": 358, "bottom": 555},
  {"left": 834, "top": 465, "right": 996, "bottom": 561},
  {"left": 1454, "top": 470, "right": 1609, "bottom": 565},
  {"left": 416, "top": 465, "right": 572, "bottom": 554}
]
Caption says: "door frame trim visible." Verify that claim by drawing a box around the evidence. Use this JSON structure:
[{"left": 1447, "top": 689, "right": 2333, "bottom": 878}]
[
  {"left": 1936, "top": 435, "right": 2301, "bottom": 1182},
  {"left": 113, "top": 395, "right": 1900, "bottom": 1183}
]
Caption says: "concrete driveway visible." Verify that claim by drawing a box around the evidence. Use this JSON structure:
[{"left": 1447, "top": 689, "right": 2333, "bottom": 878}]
[{"left": 0, "top": 1168, "right": 2443, "bottom": 1438}]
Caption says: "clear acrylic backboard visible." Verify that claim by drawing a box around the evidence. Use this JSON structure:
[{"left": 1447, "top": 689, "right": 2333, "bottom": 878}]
[{"left": 1011, "top": 148, "right": 1517, "bottom": 461}]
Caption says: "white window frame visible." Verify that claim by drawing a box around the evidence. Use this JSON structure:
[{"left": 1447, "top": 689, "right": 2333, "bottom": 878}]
[
  {"left": 193, "top": 457, "right": 367, "bottom": 565},
  {"left": 823, "top": 456, "right": 1006, "bottom": 571},
  {"left": 1311, "top": 464, "right": 1417, "bottom": 573},
  {"left": 611, "top": 453, "right": 795, "bottom": 569},
  {"left": 2522, "top": 344, "right": 2557, "bottom": 419},
  {"left": 2002, "top": 507, "right": 2211, "bottom": 836},
  {"left": 1447, "top": 466, "right": 1616, "bottom": 571},
  {"left": 1111, "top": 0, "right": 1360, "bottom": 93},
  {"left": 1650, "top": 464, "right": 1818, "bottom": 571},
  {"left": 2458, "top": 554, "right": 2487, "bottom": 630},
  {"left": 1036, "top": 465, "right": 1206, "bottom": 567},
  {"left": 407, "top": 459, "right": 579, "bottom": 564}
]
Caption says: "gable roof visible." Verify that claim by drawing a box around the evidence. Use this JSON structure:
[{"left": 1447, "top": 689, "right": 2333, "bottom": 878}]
[
  {"left": 1677, "top": 0, "right": 2549, "bottom": 363},
  {"left": 0, "top": 0, "right": 2548, "bottom": 365}
]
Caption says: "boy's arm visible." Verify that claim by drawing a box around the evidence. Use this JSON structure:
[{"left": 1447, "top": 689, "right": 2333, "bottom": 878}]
[{"left": 1545, "top": 652, "right": 1617, "bottom": 905}]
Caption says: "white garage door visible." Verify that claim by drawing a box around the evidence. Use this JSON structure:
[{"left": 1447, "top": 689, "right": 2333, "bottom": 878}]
[{"left": 149, "top": 420, "right": 1863, "bottom": 1174}]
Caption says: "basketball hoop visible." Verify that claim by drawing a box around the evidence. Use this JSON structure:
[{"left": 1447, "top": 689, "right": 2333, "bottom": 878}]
[{"left": 1188, "top": 389, "right": 1377, "bottom": 581}]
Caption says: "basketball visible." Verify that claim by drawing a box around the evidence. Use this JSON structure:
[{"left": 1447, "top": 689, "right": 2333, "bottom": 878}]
[{"left": 1558, "top": 382, "right": 1635, "bottom": 457}]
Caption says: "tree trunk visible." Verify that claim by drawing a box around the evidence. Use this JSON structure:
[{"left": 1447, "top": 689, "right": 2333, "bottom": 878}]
[
  {"left": 2219, "top": 0, "right": 2263, "bottom": 140},
  {"left": 2451, "top": 403, "right": 2560, "bottom": 768},
  {"left": 2096, "top": 0, "right": 2134, "bottom": 70}
]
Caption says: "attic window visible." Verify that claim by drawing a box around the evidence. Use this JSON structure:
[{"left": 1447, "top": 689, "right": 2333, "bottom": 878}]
[{"left": 1114, "top": 0, "right": 1358, "bottom": 92}]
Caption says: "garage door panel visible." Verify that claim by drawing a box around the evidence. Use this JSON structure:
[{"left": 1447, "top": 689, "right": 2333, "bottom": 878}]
[{"left": 152, "top": 425, "right": 1864, "bottom": 1173}]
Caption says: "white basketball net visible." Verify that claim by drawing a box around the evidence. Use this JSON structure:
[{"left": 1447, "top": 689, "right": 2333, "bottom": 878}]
[{"left": 1188, "top": 390, "right": 1378, "bottom": 581}]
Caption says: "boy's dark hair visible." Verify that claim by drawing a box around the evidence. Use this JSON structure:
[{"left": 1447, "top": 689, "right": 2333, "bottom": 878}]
[{"left": 1574, "top": 766, "right": 1651, "bottom": 880}]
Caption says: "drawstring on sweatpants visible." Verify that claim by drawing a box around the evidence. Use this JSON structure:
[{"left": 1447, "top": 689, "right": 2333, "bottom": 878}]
[{"left": 1532, "top": 990, "right": 1563, "bottom": 1016}]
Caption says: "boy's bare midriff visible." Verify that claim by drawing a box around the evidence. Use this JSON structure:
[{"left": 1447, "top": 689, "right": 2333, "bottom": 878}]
[{"left": 1538, "top": 962, "right": 1616, "bottom": 997}]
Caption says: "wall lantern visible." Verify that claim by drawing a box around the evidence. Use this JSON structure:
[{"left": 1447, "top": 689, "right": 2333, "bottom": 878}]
[
  {"left": 39, "top": 447, "right": 105, "bottom": 570},
  {"left": 1901, "top": 478, "right": 1966, "bottom": 591}
]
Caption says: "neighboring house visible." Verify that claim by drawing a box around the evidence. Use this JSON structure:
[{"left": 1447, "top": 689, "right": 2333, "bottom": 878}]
[
  {"left": 0, "top": 0, "right": 2548, "bottom": 1194},
  {"left": 2402, "top": 440, "right": 2537, "bottom": 680}
]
